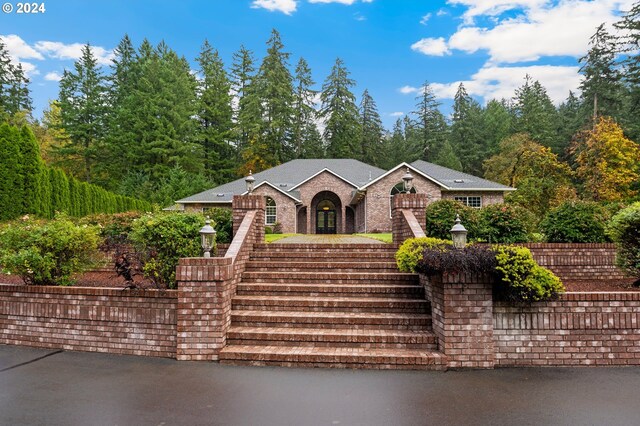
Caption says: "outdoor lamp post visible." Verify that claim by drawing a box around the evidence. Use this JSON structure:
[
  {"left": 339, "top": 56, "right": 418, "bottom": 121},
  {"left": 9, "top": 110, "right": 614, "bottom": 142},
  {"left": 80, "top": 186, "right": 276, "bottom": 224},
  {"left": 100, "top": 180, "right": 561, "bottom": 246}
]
[
  {"left": 245, "top": 170, "right": 255, "bottom": 194},
  {"left": 450, "top": 214, "right": 468, "bottom": 249},
  {"left": 199, "top": 216, "right": 216, "bottom": 258},
  {"left": 402, "top": 168, "right": 414, "bottom": 193}
]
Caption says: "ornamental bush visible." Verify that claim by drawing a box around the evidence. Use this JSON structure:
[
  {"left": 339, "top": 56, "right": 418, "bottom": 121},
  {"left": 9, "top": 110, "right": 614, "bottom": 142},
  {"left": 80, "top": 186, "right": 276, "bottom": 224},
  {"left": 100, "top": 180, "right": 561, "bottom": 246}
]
[
  {"left": 540, "top": 201, "right": 610, "bottom": 243},
  {"left": 396, "top": 237, "right": 451, "bottom": 272},
  {"left": 493, "top": 245, "right": 564, "bottom": 302},
  {"left": 425, "top": 200, "right": 478, "bottom": 240},
  {"left": 80, "top": 211, "right": 144, "bottom": 247},
  {"left": 477, "top": 204, "right": 533, "bottom": 243},
  {"left": 606, "top": 202, "right": 640, "bottom": 286},
  {"left": 0, "top": 215, "right": 100, "bottom": 285},
  {"left": 205, "top": 208, "right": 233, "bottom": 244},
  {"left": 129, "top": 212, "right": 206, "bottom": 288}
]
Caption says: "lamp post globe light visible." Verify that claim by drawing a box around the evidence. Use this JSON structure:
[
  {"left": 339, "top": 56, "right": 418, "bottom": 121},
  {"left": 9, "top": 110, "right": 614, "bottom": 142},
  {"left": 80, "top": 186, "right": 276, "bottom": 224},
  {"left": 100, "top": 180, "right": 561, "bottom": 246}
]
[
  {"left": 245, "top": 170, "right": 255, "bottom": 194},
  {"left": 199, "top": 216, "right": 216, "bottom": 258},
  {"left": 402, "top": 167, "right": 414, "bottom": 193},
  {"left": 450, "top": 214, "right": 468, "bottom": 249}
]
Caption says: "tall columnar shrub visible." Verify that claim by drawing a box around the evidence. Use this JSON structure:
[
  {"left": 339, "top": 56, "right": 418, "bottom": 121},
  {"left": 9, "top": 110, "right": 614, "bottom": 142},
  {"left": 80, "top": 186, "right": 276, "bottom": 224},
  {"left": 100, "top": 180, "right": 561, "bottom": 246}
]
[
  {"left": 0, "top": 124, "right": 22, "bottom": 220},
  {"left": 540, "top": 201, "right": 610, "bottom": 243},
  {"left": 607, "top": 202, "right": 640, "bottom": 286},
  {"left": 129, "top": 212, "right": 206, "bottom": 288},
  {"left": 425, "top": 199, "right": 478, "bottom": 240},
  {"left": 477, "top": 204, "right": 533, "bottom": 243},
  {"left": 18, "top": 126, "right": 44, "bottom": 215},
  {"left": 0, "top": 215, "right": 100, "bottom": 285}
]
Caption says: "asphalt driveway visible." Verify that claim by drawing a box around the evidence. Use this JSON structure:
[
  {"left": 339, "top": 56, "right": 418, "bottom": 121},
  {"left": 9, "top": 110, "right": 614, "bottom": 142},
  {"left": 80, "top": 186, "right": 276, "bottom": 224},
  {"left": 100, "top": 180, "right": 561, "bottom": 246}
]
[{"left": 2, "top": 344, "right": 640, "bottom": 426}]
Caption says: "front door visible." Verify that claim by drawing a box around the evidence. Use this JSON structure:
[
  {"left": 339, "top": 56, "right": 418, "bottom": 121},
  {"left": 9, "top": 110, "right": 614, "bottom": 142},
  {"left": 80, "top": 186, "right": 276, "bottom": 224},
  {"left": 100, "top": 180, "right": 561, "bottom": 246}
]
[{"left": 316, "top": 210, "right": 336, "bottom": 234}]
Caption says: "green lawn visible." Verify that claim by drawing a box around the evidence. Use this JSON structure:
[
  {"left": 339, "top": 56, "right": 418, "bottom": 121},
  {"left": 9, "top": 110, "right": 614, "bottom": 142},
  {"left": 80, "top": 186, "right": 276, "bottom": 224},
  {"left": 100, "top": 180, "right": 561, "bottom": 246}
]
[
  {"left": 265, "top": 233, "right": 297, "bottom": 243},
  {"left": 354, "top": 233, "right": 393, "bottom": 243}
]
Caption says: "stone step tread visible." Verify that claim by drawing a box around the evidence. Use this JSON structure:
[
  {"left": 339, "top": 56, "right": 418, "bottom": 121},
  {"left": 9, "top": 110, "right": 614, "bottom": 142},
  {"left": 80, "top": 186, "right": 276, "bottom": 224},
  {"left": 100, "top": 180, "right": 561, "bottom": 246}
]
[
  {"left": 233, "top": 295, "right": 427, "bottom": 304},
  {"left": 219, "top": 345, "right": 447, "bottom": 364},
  {"left": 227, "top": 326, "right": 436, "bottom": 340},
  {"left": 231, "top": 310, "right": 431, "bottom": 321}
]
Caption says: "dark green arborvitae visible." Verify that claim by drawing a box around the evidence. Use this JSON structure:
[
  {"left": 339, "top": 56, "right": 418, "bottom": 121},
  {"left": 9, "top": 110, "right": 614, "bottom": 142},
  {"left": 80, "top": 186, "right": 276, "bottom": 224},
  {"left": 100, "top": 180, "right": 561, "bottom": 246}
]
[
  {"left": 17, "top": 126, "right": 44, "bottom": 215},
  {"left": 320, "top": 58, "right": 361, "bottom": 158},
  {"left": 0, "top": 123, "right": 22, "bottom": 220}
]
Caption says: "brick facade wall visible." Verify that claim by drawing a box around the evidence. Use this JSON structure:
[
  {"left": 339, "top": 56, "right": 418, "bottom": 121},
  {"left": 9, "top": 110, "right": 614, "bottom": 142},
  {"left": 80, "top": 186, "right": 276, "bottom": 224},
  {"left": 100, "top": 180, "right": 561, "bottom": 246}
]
[
  {"left": 391, "top": 193, "right": 428, "bottom": 245},
  {"left": 523, "top": 243, "right": 628, "bottom": 281},
  {"left": 494, "top": 293, "right": 640, "bottom": 366},
  {"left": 297, "top": 171, "right": 356, "bottom": 234},
  {"left": 366, "top": 168, "right": 441, "bottom": 233},
  {"left": 253, "top": 185, "right": 297, "bottom": 234},
  {"left": 0, "top": 284, "right": 177, "bottom": 358}
]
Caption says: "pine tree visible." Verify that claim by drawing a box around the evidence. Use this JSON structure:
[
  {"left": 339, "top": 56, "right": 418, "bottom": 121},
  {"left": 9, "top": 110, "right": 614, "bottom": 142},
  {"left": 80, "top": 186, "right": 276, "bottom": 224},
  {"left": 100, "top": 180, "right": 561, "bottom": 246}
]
[
  {"left": 557, "top": 91, "right": 584, "bottom": 160},
  {"left": 320, "top": 58, "right": 361, "bottom": 158},
  {"left": 292, "top": 57, "right": 321, "bottom": 158},
  {"left": 57, "top": 44, "right": 108, "bottom": 183},
  {"left": 579, "top": 24, "right": 623, "bottom": 120},
  {"left": 449, "top": 83, "right": 484, "bottom": 174},
  {"left": 481, "top": 99, "right": 513, "bottom": 159},
  {"left": 359, "top": 89, "right": 384, "bottom": 165},
  {"left": 231, "top": 45, "right": 257, "bottom": 153},
  {"left": 512, "top": 75, "right": 560, "bottom": 152},
  {"left": 413, "top": 81, "right": 448, "bottom": 161},
  {"left": 196, "top": 40, "right": 235, "bottom": 183}
]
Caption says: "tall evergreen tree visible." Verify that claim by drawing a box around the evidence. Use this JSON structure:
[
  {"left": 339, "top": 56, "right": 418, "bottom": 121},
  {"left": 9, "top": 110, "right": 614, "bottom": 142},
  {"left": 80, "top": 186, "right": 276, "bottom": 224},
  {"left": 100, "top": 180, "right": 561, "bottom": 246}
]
[
  {"left": 512, "top": 75, "right": 560, "bottom": 152},
  {"left": 231, "top": 45, "right": 257, "bottom": 153},
  {"left": 0, "top": 123, "right": 22, "bottom": 220},
  {"left": 18, "top": 126, "right": 44, "bottom": 215},
  {"left": 557, "top": 91, "right": 584, "bottom": 159},
  {"left": 320, "top": 58, "right": 361, "bottom": 158},
  {"left": 0, "top": 39, "right": 32, "bottom": 119},
  {"left": 481, "top": 99, "right": 513, "bottom": 158},
  {"left": 359, "top": 89, "right": 384, "bottom": 165},
  {"left": 196, "top": 40, "right": 235, "bottom": 183},
  {"left": 292, "top": 57, "right": 322, "bottom": 158},
  {"left": 412, "top": 81, "right": 448, "bottom": 161},
  {"left": 449, "top": 83, "right": 484, "bottom": 174},
  {"left": 57, "top": 44, "right": 108, "bottom": 183},
  {"left": 579, "top": 24, "right": 622, "bottom": 120}
]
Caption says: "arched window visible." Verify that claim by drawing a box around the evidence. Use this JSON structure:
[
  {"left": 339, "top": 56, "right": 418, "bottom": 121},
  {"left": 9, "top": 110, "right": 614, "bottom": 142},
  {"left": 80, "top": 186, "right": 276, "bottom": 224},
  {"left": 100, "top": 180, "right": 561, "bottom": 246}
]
[
  {"left": 389, "top": 182, "right": 416, "bottom": 217},
  {"left": 265, "top": 197, "right": 277, "bottom": 225}
]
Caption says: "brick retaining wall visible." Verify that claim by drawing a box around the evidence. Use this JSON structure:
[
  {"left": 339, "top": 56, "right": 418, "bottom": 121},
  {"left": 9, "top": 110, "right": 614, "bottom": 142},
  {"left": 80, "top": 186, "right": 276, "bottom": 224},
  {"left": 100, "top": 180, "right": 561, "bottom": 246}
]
[
  {"left": 0, "top": 284, "right": 177, "bottom": 358},
  {"left": 494, "top": 292, "right": 640, "bottom": 367}
]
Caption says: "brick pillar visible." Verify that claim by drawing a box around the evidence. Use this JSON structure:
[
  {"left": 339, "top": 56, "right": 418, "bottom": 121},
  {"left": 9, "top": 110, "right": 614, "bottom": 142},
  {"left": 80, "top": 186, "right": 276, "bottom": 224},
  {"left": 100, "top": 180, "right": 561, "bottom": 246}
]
[
  {"left": 232, "top": 195, "right": 265, "bottom": 238},
  {"left": 426, "top": 272, "right": 495, "bottom": 369},
  {"left": 176, "top": 257, "right": 234, "bottom": 361},
  {"left": 392, "top": 193, "right": 428, "bottom": 244}
]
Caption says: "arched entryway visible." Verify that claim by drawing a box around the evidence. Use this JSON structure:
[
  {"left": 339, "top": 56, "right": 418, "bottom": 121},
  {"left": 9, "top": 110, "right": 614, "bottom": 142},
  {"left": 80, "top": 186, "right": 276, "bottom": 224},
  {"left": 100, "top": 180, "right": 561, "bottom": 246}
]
[{"left": 311, "top": 191, "right": 342, "bottom": 234}]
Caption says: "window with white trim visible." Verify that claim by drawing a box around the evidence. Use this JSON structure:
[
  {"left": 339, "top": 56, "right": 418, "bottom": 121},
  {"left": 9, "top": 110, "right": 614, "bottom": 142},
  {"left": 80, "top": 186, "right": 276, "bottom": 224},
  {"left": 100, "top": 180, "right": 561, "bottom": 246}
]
[
  {"left": 454, "top": 196, "right": 482, "bottom": 208},
  {"left": 265, "top": 197, "right": 277, "bottom": 225}
]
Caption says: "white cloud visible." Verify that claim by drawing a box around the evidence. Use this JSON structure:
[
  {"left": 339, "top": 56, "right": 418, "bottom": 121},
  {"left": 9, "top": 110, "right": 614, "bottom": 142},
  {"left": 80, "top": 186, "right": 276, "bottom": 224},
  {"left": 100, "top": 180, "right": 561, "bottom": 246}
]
[
  {"left": 399, "top": 85, "right": 420, "bottom": 94},
  {"left": 44, "top": 71, "right": 63, "bottom": 82},
  {"left": 429, "top": 64, "right": 581, "bottom": 104},
  {"left": 426, "top": 0, "right": 632, "bottom": 64},
  {"left": 34, "top": 41, "right": 114, "bottom": 65},
  {"left": 390, "top": 111, "right": 404, "bottom": 117},
  {"left": 420, "top": 13, "right": 432, "bottom": 25},
  {"left": 309, "top": 0, "right": 357, "bottom": 4},
  {"left": 251, "top": 0, "right": 297, "bottom": 14},
  {"left": 0, "top": 34, "right": 43, "bottom": 60},
  {"left": 411, "top": 37, "right": 450, "bottom": 56}
]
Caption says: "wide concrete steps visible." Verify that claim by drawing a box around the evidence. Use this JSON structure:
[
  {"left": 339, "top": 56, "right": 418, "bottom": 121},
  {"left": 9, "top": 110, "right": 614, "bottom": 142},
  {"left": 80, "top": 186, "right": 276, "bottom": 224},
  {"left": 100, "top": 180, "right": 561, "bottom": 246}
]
[
  {"left": 236, "top": 283, "right": 425, "bottom": 298},
  {"left": 242, "top": 271, "right": 419, "bottom": 285},
  {"left": 230, "top": 310, "right": 432, "bottom": 330},
  {"left": 219, "top": 345, "right": 447, "bottom": 370},
  {"left": 226, "top": 326, "right": 437, "bottom": 349},
  {"left": 232, "top": 295, "right": 429, "bottom": 313}
]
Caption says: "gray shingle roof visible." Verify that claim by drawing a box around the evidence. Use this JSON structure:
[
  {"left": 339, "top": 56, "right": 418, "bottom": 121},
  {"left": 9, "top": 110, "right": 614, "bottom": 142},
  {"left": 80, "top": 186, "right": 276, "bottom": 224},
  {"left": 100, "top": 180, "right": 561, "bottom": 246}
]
[
  {"left": 176, "top": 159, "right": 387, "bottom": 204},
  {"left": 410, "top": 160, "right": 514, "bottom": 191}
]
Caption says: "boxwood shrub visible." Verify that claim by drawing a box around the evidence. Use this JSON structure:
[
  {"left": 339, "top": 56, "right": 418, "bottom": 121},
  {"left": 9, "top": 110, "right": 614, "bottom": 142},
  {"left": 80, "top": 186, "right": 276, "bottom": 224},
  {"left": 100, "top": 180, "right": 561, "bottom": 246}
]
[
  {"left": 425, "top": 200, "right": 478, "bottom": 240},
  {"left": 540, "top": 201, "right": 610, "bottom": 243},
  {"left": 476, "top": 204, "right": 533, "bottom": 243}
]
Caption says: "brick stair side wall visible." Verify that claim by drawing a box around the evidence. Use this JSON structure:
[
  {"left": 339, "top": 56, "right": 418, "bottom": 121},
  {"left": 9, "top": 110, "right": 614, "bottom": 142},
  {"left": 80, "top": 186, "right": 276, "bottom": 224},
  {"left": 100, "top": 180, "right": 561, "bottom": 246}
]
[{"left": 392, "top": 193, "right": 428, "bottom": 245}]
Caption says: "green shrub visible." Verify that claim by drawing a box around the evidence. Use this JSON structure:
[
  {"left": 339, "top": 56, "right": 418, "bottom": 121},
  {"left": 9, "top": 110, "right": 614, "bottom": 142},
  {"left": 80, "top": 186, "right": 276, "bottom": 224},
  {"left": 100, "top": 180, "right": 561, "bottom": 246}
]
[
  {"left": 477, "top": 204, "right": 533, "bottom": 243},
  {"left": 540, "top": 201, "right": 610, "bottom": 243},
  {"left": 606, "top": 202, "right": 640, "bottom": 285},
  {"left": 80, "top": 211, "right": 143, "bottom": 246},
  {"left": 264, "top": 226, "right": 273, "bottom": 234},
  {"left": 129, "top": 212, "right": 206, "bottom": 288},
  {"left": 0, "top": 215, "right": 100, "bottom": 285},
  {"left": 396, "top": 237, "right": 451, "bottom": 272},
  {"left": 205, "top": 208, "right": 232, "bottom": 244},
  {"left": 494, "top": 245, "right": 564, "bottom": 302},
  {"left": 425, "top": 200, "right": 478, "bottom": 240}
]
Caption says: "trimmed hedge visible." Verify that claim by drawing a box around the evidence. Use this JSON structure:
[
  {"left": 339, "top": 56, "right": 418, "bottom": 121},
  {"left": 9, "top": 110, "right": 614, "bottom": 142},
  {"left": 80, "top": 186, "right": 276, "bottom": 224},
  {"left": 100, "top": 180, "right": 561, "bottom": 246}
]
[{"left": 540, "top": 201, "right": 610, "bottom": 243}]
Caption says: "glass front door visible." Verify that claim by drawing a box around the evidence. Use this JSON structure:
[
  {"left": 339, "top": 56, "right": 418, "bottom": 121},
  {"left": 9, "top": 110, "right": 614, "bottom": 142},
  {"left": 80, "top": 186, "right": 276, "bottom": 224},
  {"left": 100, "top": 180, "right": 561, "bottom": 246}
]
[{"left": 316, "top": 210, "right": 336, "bottom": 234}]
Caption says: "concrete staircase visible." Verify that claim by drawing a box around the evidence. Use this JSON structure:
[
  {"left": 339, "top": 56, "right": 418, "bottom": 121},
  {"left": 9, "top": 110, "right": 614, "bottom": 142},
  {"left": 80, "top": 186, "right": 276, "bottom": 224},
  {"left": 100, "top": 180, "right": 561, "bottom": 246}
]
[{"left": 219, "top": 243, "right": 446, "bottom": 370}]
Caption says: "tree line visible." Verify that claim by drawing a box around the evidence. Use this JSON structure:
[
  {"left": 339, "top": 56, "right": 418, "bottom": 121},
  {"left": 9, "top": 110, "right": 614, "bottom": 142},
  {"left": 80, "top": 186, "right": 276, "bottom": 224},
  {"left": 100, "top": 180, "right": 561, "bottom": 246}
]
[{"left": 0, "top": 3, "right": 639, "bottom": 215}]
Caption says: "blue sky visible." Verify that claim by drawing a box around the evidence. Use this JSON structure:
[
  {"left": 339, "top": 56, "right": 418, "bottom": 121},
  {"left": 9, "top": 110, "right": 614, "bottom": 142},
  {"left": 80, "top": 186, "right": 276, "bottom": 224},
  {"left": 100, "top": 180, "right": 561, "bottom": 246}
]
[{"left": 0, "top": 0, "right": 635, "bottom": 128}]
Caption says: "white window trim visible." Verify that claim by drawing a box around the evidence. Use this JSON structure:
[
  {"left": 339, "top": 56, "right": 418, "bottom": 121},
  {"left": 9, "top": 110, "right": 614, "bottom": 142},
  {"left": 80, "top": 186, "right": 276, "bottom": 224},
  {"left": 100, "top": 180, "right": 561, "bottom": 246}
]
[
  {"left": 454, "top": 196, "right": 482, "bottom": 209},
  {"left": 266, "top": 197, "right": 277, "bottom": 225}
]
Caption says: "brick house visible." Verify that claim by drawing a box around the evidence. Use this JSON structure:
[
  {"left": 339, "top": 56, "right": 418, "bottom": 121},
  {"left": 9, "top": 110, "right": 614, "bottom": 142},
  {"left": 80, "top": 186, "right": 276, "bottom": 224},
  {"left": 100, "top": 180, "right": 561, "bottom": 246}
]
[{"left": 175, "top": 159, "right": 514, "bottom": 234}]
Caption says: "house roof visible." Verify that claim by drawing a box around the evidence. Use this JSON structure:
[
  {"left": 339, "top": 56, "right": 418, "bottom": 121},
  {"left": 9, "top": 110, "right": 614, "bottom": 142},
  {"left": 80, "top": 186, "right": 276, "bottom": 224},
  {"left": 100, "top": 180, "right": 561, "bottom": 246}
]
[
  {"left": 176, "top": 158, "right": 513, "bottom": 204},
  {"left": 176, "top": 159, "right": 386, "bottom": 204}
]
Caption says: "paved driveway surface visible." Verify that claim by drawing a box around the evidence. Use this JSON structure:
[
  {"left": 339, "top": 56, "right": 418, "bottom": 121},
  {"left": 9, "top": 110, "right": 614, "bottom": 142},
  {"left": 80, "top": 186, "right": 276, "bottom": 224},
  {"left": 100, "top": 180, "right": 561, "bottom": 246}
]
[{"left": 2, "top": 344, "right": 640, "bottom": 426}]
